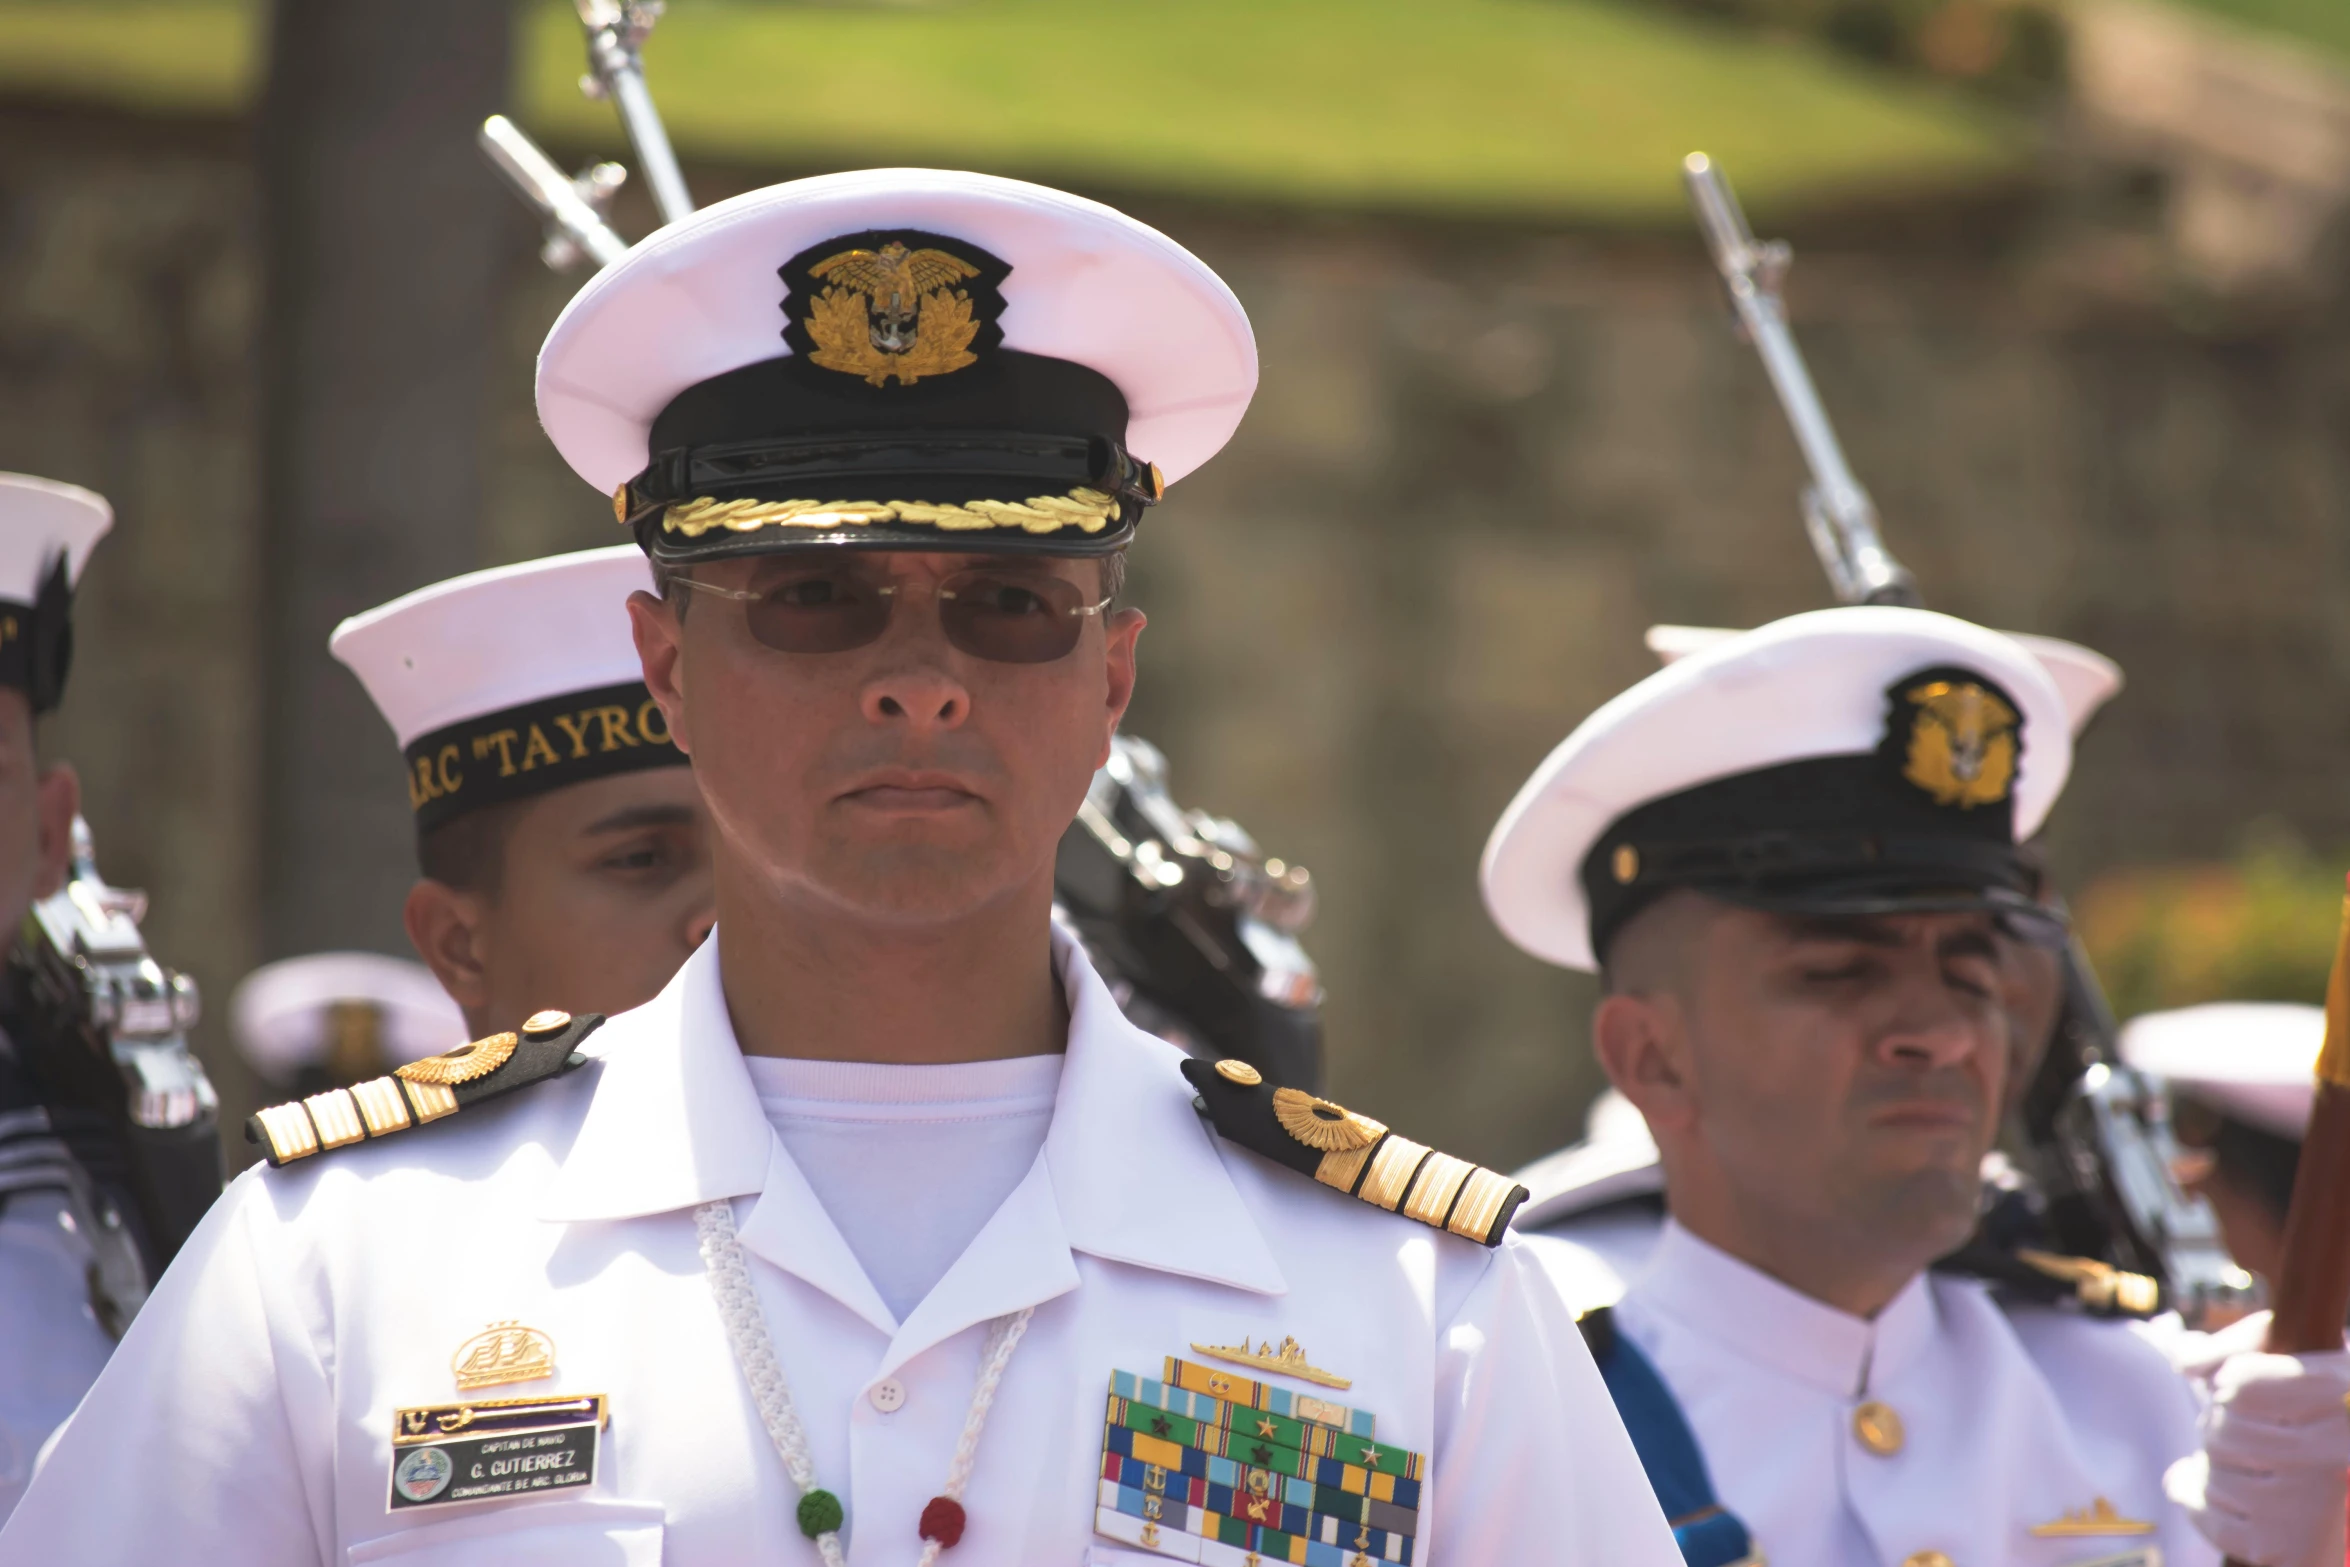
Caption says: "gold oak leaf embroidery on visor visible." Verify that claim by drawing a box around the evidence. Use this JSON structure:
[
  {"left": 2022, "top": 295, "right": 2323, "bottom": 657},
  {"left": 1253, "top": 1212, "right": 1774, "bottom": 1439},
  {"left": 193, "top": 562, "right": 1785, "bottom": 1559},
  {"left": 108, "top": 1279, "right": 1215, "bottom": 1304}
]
[{"left": 657, "top": 489, "right": 1119, "bottom": 539}]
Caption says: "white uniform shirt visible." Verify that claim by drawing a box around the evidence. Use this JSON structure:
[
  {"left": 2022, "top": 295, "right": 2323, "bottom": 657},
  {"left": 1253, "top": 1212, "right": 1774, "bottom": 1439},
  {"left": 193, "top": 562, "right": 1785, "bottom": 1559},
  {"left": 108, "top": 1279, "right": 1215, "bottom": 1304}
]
[
  {"left": 1538, "top": 1218, "right": 2214, "bottom": 1567},
  {"left": 0, "top": 929, "right": 1679, "bottom": 1566}
]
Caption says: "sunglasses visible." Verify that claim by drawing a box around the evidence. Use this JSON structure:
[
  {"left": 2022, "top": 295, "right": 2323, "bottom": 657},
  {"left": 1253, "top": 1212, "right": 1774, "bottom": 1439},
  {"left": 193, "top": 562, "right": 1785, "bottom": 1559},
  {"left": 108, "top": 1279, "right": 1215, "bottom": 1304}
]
[{"left": 670, "top": 562, "right": 1113, "bottom": 665}]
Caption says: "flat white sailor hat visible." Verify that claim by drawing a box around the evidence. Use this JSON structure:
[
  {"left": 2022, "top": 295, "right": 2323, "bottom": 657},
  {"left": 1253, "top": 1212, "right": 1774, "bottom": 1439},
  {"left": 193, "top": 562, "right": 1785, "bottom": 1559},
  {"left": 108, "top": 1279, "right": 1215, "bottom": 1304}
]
[
  {"left": 2119, "top": 1001, "right": 2320, "bottom": 1141},
  {"left": 1484, "top": 606, "right": 2072, "bottom": 972},
  {"left": 0, "top": 473, "right": 112, "bottom": 713},
  {"left": 331, "top": 546, "right": 682, "bottom": 838},
  {"left": 229, "top": 952, "right": 464, "bottom": 1084},
  {"left": 536, "top": 168, "right": 1256, "bottom": 565},
  {"left": 1645, "top": 624, "right": 2124, "bottom": 737}
]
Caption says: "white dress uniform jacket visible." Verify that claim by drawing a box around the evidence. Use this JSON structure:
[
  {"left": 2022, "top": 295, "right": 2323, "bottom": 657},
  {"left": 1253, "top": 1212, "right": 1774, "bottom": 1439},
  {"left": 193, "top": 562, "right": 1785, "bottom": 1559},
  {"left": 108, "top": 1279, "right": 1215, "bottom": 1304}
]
[
  {"left": 1531, "top": 1220, "right": 2216, "bottom": 1567},
  {"left": 0, "top": 930, "right": 1679, "bottom": 1566}
]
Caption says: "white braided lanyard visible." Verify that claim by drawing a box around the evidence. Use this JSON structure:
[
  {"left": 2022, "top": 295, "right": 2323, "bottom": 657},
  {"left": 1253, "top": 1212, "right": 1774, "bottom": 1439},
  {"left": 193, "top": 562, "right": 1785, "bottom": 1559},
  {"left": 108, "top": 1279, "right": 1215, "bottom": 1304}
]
[{"left": 696, "top": 1199, "right": 1035, "bottom": 1565}]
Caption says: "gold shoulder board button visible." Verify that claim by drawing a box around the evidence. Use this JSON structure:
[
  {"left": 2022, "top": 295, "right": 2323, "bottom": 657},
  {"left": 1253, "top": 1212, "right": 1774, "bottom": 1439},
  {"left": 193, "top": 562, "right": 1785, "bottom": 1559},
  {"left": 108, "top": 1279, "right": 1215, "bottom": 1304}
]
[{"left": 521, "top": 1009, "right": 574, "bottom": 1039}]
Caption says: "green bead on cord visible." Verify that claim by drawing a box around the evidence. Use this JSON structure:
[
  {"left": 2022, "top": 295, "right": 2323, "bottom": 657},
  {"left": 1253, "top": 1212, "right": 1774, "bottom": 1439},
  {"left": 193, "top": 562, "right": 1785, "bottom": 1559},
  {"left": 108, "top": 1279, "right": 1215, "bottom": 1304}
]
[{"left": 797, "top": 1488, "right": 844, "bottom": 1538}]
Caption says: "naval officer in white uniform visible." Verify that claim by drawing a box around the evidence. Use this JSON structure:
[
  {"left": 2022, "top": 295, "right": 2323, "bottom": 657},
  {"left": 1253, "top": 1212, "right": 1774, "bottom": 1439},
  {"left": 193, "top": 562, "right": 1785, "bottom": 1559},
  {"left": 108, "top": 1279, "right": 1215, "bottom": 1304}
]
[
  {"left": 1481, "top": 606, "right": 2350, "bottom": 1567},
  {"left": 0, "top": 171, "right": 1680, "bottom": 1566}
]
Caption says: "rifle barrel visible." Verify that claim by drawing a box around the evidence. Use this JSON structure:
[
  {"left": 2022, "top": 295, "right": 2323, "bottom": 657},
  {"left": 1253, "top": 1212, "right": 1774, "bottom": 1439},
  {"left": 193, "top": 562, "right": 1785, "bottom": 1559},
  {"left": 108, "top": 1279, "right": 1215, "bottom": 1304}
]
[
  {"left": 477, "top": 116, "right": 629, "bottom": 270},
  {"left": 578, "top": 1, "right": 695, "bottom": 226}
]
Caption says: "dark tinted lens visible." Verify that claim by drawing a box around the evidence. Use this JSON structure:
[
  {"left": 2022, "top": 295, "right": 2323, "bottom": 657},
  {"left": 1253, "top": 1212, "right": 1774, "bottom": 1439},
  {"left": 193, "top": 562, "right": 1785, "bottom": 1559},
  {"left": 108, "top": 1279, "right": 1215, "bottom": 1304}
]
[
  {"left": 938, "top": 572, "right": 1089, "bottom": 664},
  {"left": 739, "top": 569, "right": 893, "bottom": 654}
]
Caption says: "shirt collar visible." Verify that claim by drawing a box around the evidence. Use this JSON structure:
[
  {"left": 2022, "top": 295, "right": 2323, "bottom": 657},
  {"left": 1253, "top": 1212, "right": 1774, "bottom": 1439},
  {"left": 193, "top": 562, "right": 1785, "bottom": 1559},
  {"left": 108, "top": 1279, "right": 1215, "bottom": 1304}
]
[
  {"left": 537, "top": 921, "right": 1287, "bottom": 1299},
  {"left": 1628, "top": 1218, "right": 1937, "bottom": 1396}
]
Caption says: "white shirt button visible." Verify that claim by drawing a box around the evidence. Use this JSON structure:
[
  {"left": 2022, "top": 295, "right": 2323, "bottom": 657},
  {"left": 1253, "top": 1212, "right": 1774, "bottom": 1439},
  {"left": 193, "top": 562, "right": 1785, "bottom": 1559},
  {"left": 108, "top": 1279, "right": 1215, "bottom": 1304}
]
[{"left": 868, "top": 1378, "right": 907, "bottom": 1413}]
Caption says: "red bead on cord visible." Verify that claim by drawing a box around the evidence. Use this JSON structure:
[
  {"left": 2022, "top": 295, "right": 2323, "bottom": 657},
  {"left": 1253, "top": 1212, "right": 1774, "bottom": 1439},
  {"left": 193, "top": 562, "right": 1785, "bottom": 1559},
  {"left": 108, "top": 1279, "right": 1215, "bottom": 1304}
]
[{"left": 919, "top": 1496, "right": 967, "bottom": 1548}]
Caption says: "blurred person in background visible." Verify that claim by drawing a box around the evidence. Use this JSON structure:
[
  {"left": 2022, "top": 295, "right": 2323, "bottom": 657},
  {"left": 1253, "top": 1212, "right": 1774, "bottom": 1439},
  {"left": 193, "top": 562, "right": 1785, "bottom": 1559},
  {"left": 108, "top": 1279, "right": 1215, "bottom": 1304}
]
[
  {"left": 1484, "top": 606, "right": 2350, "bottom": 1567},
  {"left": 0, "top": 477, "right": 128, "bottom": 1521},
  {"left": 228, "top": 951, "right": 464, "bottom": 1096},
  {"left": 331, "top": 545, "right": 715, "bottom": 1038}
]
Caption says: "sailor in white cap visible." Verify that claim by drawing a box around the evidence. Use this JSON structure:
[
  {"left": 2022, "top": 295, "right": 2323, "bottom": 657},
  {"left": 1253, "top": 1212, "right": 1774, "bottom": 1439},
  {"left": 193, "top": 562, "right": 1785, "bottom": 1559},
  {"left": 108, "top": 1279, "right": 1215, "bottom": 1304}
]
[
  {"left": 4, "top": 172, "right": 1677, "bottom": 1564},
  {"left": 1482, "top": 604, "right": 2348, "bottom": 1567},
  {"left": 2119, "top": 1003, "right": 2350, "bottom": 1567},
  {"left": 330, "top": 545, "right": 714, "bottom": 1037},
  {"left": 0, "top": 473, "right": 124, "bottom": 1524},
  {"left": 228, "top": 951, "right": 465, "bottom": 1096},
  {"left": 1515, "top": 622, "right": 2128, "bottom": 1301}
]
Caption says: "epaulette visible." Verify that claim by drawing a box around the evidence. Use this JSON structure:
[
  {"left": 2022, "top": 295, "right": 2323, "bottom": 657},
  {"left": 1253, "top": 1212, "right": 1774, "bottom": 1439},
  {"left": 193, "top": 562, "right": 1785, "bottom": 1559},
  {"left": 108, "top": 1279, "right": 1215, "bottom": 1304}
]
[
  {"left": 1934, "top": 1238, "right": 2162, "bottom": 1319},
  {"left": 245, "top": 1009, "right": 602, "bottom": 1168},
  {"left": 1179, "top": 1057, "right": 1528, "bottom": 1246}
]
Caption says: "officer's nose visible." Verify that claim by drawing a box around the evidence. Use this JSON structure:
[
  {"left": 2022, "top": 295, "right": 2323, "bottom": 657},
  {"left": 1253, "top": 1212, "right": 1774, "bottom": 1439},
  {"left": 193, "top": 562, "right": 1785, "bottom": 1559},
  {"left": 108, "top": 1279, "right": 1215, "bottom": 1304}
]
[{"left": 859, "top": 660, "right": 970, "bottom": 732}]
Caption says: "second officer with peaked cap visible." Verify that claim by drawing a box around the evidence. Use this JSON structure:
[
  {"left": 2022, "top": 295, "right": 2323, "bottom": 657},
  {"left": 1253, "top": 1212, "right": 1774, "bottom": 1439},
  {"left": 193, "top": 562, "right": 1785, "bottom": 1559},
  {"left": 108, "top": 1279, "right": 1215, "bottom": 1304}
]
[
  {"left": 4, "top": 172, "right": 1679, "bottom": 1564},
  {"left": 1482, "top": 605, "right": 2349, "bottom": 1567}
]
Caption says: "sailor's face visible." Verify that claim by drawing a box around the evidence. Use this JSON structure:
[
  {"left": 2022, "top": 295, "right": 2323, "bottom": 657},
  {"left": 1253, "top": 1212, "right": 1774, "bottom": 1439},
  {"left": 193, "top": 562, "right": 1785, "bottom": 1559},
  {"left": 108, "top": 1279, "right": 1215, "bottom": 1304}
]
[
  {"left": 1683, "top": 905, "right": 2012, "bottom": 1255},
  {"left": 632, "top": 550, "right": 1140, "bottom": 929}
]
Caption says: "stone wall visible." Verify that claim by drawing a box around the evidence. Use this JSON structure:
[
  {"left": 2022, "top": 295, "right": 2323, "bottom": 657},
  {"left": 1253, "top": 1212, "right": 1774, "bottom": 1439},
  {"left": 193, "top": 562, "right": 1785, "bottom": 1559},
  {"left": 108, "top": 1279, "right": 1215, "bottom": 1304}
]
[{"left": 6, "top": 101, "right": 2349, "bottom": 1173}]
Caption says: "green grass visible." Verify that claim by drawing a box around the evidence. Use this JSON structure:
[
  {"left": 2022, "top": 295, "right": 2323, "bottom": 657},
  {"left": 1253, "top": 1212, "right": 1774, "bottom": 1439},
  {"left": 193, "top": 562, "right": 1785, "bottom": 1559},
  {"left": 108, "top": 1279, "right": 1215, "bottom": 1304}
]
[
  {"left": 2167, "top": 0, "right": 2350, "bottom": 61},
  {"left": 0, "top": 0, "right": 2026, "bottom": 221}
]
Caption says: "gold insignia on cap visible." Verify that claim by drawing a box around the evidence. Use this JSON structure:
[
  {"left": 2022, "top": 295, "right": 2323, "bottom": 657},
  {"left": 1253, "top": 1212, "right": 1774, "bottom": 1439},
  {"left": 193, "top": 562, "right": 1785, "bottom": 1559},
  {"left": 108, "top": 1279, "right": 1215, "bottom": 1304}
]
[
  {"left": 2029, "top": 1497, "right": 2156, "bottom": 1537},
  {"left": 1272, "top": 1086, "right": 1387, "bottom": 1154},
  {"left": 1611, "top": 843, "right": 1640, "bottom": 884},
  {"left": 451, "top": 1321, "right": 557, "bottom": 1392},
  {"left": 805, "top": 242, "right": 983, "bottom": 387},
  {"left": 1900, "top": 678, "right": 2017, "bottom": 809},
  {"left": 1852, "top": 1399, "right": 1905, "bottom": 1456},
  {"left": 396, "top": 1030, "right": 518, "bottom": 1088},
  {"left": 1214, "top": 1059, "right": 1263, "bottom": 1086}
]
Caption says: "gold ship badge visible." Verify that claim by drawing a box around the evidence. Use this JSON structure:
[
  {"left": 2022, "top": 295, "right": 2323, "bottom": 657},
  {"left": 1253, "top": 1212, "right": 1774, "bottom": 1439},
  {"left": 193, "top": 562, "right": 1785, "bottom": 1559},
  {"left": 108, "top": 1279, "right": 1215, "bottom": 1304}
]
[
  {"left": 2028, "top": 1497, "right": 2156, "bottom": 1537},
  {"left": 450, "top": 1320, "right": 556, "bottom": 1392},
  {"left": 1190, "top": 1334, "right": 1353, "bottom": 1390}
]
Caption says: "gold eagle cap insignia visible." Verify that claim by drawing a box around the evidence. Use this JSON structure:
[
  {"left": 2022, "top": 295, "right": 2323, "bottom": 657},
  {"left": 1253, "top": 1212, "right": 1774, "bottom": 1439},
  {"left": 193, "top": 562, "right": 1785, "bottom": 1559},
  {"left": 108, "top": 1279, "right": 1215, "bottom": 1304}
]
[
  {"left": 804, "top": 241, "right": 983, "bottom": 388},
  {"left": 1899, "top": 678, "right": 2017, "bottom": 809}
]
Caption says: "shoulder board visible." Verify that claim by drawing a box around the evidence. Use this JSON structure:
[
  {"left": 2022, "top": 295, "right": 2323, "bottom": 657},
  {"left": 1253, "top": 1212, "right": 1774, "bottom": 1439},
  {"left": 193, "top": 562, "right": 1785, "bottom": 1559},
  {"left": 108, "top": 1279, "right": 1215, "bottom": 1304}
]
[
  {"left": 1178, "top": 1057, "right": 1528, "bottom": 1246},
  {"left": 1933, "top": 1238, "right": 2162, "bottom": 1319},
  {"left": 245, "top": 1009, "right": 602, "bottom": 1168}
]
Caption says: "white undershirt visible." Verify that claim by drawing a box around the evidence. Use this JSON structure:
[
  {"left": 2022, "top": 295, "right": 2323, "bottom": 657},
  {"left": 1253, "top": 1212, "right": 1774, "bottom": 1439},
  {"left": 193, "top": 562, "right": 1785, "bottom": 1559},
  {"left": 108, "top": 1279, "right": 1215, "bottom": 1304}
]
[{"left": 742, "top": 1053, "right": 1063, "bottom": 1324}]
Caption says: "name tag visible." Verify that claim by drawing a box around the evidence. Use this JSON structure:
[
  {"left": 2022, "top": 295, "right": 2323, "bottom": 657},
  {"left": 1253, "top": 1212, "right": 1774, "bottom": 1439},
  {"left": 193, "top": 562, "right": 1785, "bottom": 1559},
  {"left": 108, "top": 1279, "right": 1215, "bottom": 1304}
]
[{"left": 388, "top": 1394, "right": 608, "bottom": 1511}]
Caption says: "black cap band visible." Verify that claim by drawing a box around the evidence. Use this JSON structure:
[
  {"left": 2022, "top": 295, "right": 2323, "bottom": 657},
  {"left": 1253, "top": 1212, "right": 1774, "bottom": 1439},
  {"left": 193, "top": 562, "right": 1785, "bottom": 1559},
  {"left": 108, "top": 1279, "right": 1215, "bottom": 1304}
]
[{"left": 404, "top": 681, "right": 685, "bottom": 836}]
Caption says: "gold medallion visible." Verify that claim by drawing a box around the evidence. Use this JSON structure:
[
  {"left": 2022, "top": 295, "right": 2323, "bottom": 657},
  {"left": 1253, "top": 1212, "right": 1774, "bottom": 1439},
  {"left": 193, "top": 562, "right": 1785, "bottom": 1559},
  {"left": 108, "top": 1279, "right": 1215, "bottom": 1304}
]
[
  {"left": 1271, "top": 1087, "right": 1386, "bottom": 1154},
  {"left": 397, "top": 1031, "right": 518, "bottom": 1087},
  {"left": 1899, "top": 678, "right": 2017, "bottom": 809},
  {"left": 1852, "top": 1399, "right": 1905, "bottom": 1457},
  {"left": 1190, "top": 1334, "right": 1353, "bottom": 1390},
  {"left": 804, "top": 242, "right": 983, "bottom": 387},
  {"left": 450, "top": 1320, "right": 557, "bottom": 1392}
]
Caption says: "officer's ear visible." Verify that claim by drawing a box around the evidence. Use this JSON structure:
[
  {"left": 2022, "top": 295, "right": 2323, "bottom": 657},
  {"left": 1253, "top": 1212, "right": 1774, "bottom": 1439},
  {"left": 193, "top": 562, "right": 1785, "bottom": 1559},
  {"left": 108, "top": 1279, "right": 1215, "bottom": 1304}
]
[
  {"left": 1590, "top": 893, "right": 1704, "bottom": 1134},
  {"left": 627, "top": 588, "right": 691, "bottom": 760},
  {"left": 404, "top": 879, "right": 493, "bottom": 1031},
  {"left": 29, "top": 757, "right": 77, "bottom": 901}
]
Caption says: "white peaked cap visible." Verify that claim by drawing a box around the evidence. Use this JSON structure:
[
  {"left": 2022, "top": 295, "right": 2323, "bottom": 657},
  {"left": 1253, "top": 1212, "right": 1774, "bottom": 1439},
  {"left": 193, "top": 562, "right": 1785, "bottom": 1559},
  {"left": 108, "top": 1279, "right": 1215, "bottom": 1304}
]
[
  {"left": 2119, "top": 1001, "right": 2321, "bottom": 1141},
  {"left": 331, "top": 546, "right": 653, "bottom": 748},
  {"left": 537, "top": 168, "right": 1257, "bottom": 497},
  {"left": 1484, "top": 606, "right": 2072, "bottom": 972},
  {"left": 1646, "top": 624, "right": 2125, "bottom": 738},
  {"left": 229, "top": 951, "right": 466, "bottom": 1079},
  {"left": 0, "top": 473, "right": 111, "bottom": 597}
]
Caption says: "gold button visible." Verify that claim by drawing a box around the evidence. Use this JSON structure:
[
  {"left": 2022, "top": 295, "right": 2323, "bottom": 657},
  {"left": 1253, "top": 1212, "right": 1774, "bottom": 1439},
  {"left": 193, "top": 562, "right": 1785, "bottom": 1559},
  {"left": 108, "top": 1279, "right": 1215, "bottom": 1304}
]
[
  {"left": 1611, "top": 843, "right": 1640, "bottom": 884},
  {"left": 1853, "top": 1399, "right": 1905, "bottom": 1456},
  {"left": 1902, "top": 1553, "right": 1953, "bottom": 1567},
  {"left": 1214, "top": 1059, "right": 1263, "bottom": 1086},
  {"left": 520, "top": 1009, "right": 573, "bottom": 1038}
]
